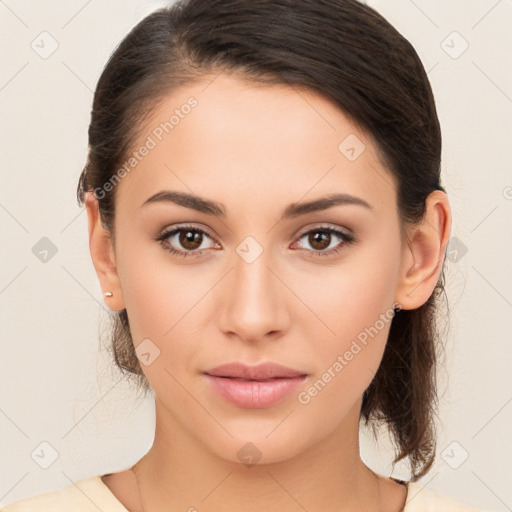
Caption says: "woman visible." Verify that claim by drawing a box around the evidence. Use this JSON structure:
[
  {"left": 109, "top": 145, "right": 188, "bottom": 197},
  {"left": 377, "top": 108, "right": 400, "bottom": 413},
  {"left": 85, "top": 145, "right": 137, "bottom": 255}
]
[{"left": 2, "top": 0, "right": 488, "bottom": 510}]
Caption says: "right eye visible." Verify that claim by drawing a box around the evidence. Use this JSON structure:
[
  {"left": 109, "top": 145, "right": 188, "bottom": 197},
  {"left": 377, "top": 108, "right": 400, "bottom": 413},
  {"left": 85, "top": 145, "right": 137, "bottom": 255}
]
[{"left": 154, "top": 224, "right": 219, "bottom": 258}]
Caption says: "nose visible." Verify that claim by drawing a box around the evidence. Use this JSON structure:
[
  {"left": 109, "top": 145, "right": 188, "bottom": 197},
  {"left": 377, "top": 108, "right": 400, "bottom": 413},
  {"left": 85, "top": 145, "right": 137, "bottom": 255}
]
[{"left": 217, "top": 241, "right": 289, "bottom": 344}]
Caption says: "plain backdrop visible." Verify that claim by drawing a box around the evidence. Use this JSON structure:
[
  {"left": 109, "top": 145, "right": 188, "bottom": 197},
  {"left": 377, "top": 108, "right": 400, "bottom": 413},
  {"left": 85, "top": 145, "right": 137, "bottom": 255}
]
[{"left": 0, "top": 0, "right": 511, "bottom": 510}]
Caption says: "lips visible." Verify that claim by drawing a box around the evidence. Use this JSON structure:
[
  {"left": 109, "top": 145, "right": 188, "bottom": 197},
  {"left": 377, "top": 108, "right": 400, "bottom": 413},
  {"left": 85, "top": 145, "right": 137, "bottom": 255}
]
[
  {"left": 204, "top": 362, "right": 307, "bottom": 380},
  {"left": 203, "top": 362, "right": 308, "bottom": 408}
]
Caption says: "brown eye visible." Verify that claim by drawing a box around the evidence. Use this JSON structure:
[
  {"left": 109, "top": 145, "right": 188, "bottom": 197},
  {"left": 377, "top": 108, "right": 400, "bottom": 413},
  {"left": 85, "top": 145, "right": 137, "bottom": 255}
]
[
  {"left": 179, "top": 230, "right": 204, "bottom": 250},
  {"left": 308, "top": 231, "right": 331, "bottom": 250},
  {"left": 155, "top": 225, "right": 218, "bottom": 258},
  {"left": 294, "top": 226, "right": 356, "bottom": 257}
]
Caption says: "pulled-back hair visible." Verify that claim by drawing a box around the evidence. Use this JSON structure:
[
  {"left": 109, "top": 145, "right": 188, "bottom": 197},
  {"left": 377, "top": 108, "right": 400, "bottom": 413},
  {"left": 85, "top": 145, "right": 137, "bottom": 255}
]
[{"left": 77, "top": 0, "right": 448, "bottom": 482}]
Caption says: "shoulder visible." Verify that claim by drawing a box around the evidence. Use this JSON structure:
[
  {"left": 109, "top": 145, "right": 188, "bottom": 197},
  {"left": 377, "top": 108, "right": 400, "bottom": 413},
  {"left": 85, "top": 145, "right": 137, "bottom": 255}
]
[
  {"left": 404, "top": 481, "right": 490, "bottom": 512},
  {"left": 0, "top": 476, "right": 127, "bottom": 512}
]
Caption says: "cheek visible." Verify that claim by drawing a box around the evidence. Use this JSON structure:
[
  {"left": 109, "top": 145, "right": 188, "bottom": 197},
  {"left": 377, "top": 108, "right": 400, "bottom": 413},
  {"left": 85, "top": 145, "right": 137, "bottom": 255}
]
[
  {"left": 115, "top": 243, "right": 219, "bottom": 387},
  {"left": 296, "top": 251, "right": 398, "bottom": 342},
  {"left": 116, "top": 269, "right": 200, "bottom": 402},
  {"left": 116, "top": 235, "right": 208, "bottom": 337},
  {"left": 293, "top": 243, "right": 399, "bottom": 396},
  {"left": 296, "top": 286, "right": 395, "bottom": 422}
]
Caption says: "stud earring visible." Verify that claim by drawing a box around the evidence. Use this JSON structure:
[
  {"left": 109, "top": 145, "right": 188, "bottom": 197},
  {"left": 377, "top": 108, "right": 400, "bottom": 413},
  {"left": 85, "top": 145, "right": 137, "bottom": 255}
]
[{"left": 104, "top": 291, "right": 113, "bottom": 297}]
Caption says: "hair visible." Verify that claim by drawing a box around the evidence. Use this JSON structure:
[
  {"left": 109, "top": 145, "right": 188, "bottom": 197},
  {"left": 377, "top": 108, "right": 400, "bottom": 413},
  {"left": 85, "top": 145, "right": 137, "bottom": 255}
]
[{"left": 76, "top": 0, "right": 449, "bottom": 482}]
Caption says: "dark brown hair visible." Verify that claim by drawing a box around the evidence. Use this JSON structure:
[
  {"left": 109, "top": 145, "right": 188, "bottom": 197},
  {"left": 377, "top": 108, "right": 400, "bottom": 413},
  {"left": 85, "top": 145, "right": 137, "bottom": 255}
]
[{"left": 76, "top": 0, "right": 448, "bottom": 482}]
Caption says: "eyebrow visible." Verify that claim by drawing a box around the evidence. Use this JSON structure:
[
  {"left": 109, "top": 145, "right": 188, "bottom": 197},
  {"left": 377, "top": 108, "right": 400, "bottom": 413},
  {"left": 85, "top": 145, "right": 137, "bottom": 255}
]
[{"left": 141, "top": 190, "right": 373, "bottom": 219}]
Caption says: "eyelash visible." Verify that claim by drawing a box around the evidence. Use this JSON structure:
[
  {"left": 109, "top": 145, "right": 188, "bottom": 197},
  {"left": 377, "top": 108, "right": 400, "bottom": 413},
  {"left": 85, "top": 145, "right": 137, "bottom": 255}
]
[{"left": 154, "top": 224, "right": 356, "bottom": 259}]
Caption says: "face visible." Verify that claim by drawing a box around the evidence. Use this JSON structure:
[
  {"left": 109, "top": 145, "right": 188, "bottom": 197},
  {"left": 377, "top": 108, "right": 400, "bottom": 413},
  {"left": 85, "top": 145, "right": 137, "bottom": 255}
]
[{"left": 101, "top": 73, "right": 410, "bottom": 464}]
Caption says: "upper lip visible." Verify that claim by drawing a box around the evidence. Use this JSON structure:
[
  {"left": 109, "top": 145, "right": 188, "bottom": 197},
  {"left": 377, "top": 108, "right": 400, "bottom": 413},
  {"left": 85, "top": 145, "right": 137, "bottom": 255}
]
[{"left": 204, "top": 362, "right": 308, "bottom": 380}]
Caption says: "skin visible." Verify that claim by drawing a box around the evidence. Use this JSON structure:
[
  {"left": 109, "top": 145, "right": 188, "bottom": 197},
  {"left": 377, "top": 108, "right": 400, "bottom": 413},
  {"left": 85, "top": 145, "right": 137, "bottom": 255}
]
[{"left": 85, "top": 72, "right": 451, "bottom": 512}]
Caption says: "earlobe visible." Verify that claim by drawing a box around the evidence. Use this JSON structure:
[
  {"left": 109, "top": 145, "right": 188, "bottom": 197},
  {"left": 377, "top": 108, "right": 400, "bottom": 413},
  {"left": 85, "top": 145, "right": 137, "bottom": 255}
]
[
  {"left": 395, "top": 191, "right": 451, "bottom": 310},
  {"left": 84, "top": 192, "right": 126, "bottom": 311}
]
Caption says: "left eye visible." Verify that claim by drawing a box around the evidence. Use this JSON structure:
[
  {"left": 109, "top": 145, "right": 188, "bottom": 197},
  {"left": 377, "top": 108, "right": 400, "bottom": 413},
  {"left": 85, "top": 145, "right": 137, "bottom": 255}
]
[{"left": 292, "top": 227, "right": 356, "bottom": 256}]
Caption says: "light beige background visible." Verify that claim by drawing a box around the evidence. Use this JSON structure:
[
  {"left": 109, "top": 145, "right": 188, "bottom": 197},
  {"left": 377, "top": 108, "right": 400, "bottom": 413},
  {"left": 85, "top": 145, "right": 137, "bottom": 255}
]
[{"left": 0, "top": 0, "right": 510, "bottom": 510}]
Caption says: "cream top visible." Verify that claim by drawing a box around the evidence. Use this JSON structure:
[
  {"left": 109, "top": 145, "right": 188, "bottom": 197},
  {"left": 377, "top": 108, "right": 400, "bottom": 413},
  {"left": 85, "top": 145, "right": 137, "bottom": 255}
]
[{"left": 1, "top": 475, "right": 489, "bottom": 511}]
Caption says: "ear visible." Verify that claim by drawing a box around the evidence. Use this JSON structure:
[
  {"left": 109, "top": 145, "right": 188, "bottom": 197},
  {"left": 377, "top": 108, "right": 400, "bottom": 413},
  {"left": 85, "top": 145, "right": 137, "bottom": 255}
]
[
  {"left": 395, "top": 190, "right": 452, "bottom": 310},
  {"left": 84, "top": 191, "right": 126, "bottom": 311}
]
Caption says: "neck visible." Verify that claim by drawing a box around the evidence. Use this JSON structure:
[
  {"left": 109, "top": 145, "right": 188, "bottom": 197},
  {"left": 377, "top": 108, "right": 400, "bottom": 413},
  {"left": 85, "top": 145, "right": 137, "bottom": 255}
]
[{"left": 132, "top": 397, "right": 381, "bottom": 512}]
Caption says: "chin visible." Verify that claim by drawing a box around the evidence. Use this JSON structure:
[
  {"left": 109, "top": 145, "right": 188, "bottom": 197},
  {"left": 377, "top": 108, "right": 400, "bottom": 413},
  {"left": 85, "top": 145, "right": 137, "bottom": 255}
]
[{"left": 200, "top": 423, "right": 320, "bottom": 468}]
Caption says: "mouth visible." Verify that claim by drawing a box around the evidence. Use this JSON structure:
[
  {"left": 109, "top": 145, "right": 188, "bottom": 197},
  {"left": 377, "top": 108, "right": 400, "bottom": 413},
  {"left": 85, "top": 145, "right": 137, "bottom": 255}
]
[
  {"left": 209, "top": 376, "right": 297, "bottom": 381},
  {"left": 203, "top": 362, "right": 308, "bottom": 409},
  {"left": 204, "top": 361, "right": 308, "bottom": 380}
]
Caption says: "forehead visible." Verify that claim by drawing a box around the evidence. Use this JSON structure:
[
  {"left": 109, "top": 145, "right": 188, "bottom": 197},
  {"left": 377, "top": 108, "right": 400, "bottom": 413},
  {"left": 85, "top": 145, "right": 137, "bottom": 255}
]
[{"left": 115, "top": 73, "right": 395, "bottom": 216}]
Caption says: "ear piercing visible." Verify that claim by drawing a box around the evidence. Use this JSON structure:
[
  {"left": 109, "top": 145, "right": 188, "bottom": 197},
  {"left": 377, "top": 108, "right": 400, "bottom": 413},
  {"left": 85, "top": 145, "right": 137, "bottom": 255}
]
[{"left": 104, "top": 291, "right": 113, "bottom": 297}]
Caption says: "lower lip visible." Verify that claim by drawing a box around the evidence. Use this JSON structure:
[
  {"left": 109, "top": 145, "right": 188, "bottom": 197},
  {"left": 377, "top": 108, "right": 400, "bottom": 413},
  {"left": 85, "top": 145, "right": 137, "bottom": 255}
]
[{"left": 204, "top": 374, "right": 307, "bottom": 409}]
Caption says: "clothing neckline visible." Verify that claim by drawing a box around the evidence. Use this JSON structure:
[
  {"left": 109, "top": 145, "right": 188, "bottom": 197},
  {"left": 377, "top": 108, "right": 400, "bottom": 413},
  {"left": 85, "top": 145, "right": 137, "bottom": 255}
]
[{"left": 95, "top": 472, "right": 413, "bottom": 512}]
